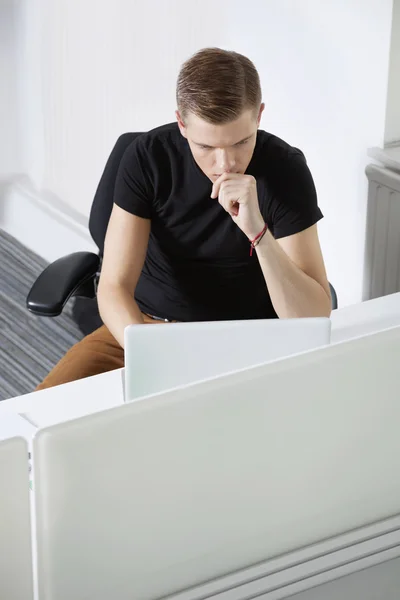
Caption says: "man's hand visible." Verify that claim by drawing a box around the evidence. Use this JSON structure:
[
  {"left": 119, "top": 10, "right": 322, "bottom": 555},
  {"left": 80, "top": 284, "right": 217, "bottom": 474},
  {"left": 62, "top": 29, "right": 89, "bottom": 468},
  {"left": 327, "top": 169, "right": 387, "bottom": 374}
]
[{"left": 211, "top": 173, "right": 265, "bottom": 240}]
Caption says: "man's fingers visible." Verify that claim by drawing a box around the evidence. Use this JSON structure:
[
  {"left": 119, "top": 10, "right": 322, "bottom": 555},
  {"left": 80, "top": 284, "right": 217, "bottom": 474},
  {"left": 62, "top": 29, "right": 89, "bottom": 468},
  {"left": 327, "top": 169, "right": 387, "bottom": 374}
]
[
  {"left": 212, "top": 173, "right": 253, "bottom": 198},
  {"left": 211, "top": 172, "right": 242, "bottom": 199},
  {"left": 219, "top": 187, "right": 242, "bottom": 217},
  {"left": 210, "top": 181, "right": 219, "bottom": 199},
  {"left": 228, "top": 200, "right": 239, "bottom": 217},
  {"left": 214, "top": 181, "right": 241, "bottom": 203},
  {"left": 211, "top": 173, "right": 227, "bottom": 199}
]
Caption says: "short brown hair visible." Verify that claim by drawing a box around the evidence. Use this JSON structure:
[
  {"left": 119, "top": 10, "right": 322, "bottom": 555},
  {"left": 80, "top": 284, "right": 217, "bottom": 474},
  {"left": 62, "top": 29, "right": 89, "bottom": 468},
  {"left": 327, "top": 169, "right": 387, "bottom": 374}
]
[{"left": 176, "top": 48, "right": 262, "bottom": 125}]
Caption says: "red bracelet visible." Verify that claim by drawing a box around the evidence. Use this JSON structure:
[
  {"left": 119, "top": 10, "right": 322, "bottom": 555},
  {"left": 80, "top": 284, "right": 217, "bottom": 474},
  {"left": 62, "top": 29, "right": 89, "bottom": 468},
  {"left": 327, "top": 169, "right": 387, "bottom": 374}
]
[{"left": 249, "top": 223, "right": 268, "bottom": 256}]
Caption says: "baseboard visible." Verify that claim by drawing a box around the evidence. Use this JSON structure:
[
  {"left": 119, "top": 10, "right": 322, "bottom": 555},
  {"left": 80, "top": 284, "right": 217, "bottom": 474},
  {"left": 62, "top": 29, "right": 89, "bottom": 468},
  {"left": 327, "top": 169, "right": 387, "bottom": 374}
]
[
  {"left": 168, "top": 514, "right": 400, "bottom": 599},
  {"left": 0, "top": 176, "right": 97, "bottom": 263}
]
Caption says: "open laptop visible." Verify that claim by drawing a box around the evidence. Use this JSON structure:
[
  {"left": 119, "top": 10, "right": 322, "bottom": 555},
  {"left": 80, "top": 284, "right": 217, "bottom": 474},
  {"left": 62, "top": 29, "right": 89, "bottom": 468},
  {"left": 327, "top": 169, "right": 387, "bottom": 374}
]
[{"left": 124, "top": 317, "right": 331, "bottom": 401}]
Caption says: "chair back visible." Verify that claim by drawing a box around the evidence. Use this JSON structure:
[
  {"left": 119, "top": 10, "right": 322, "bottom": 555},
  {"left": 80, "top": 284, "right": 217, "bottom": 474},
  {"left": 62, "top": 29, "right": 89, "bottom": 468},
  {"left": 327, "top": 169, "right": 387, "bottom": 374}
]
[{"left": 89, "top": 132, "right": 143, "bottom": 255}]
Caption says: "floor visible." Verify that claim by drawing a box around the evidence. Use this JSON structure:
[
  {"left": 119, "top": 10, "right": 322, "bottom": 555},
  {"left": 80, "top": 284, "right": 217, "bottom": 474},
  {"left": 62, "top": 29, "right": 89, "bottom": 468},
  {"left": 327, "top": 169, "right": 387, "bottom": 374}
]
[{"left": 0, "top": 229, "right": 82, "bottom": 401}]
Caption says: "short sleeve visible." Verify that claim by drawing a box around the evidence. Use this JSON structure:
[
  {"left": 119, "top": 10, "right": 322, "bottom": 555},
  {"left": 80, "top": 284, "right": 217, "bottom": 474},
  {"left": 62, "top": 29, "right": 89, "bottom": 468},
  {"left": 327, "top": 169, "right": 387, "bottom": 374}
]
[
  {"left": 269, "top": 152, "right": 323, "bottom": 239},
  {"left": 113, "top": 140, "right": 153, "bottom": 219}
]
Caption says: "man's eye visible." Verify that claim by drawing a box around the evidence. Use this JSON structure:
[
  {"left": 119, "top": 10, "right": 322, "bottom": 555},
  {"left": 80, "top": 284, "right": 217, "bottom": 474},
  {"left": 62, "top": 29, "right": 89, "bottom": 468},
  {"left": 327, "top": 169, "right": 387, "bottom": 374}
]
[
  {"left": 199, "top": 145, "right": 211, "bottom": 150},
  {"left": 236, "top": 140, "right": 248, "bottom": 146}
]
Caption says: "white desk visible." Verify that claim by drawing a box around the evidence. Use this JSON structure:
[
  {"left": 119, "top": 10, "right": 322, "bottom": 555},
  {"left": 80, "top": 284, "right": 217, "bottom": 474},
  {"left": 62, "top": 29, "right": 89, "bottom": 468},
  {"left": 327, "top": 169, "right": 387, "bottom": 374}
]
[
  {"left": 330, "top": 291, "right": 400, "bottom": 343},
  {"left": 0, "top": 366, "right": 125, "bottom": 428},
  {"left": 0, "top": 292, "right": 399, "bottom": 429}
]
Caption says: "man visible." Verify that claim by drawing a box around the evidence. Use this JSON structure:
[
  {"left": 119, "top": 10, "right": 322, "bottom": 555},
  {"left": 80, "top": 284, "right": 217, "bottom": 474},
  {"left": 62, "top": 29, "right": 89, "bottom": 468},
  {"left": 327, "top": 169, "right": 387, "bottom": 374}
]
[{"left": 37, "top": 47, "right": 331, "bottom": 390}]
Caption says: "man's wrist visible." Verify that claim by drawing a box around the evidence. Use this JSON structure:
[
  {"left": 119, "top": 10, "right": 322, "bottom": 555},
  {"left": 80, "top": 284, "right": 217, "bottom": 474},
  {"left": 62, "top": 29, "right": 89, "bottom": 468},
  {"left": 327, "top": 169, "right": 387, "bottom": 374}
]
[
  {"left": 247, "top": 220, "right": 266, "bottom": 242},
  {"left": 254, "top": 227, "right": 273, "bottom": 254},
  {"left": 248, "top": 222, "right": 268, "bottom": 256}
]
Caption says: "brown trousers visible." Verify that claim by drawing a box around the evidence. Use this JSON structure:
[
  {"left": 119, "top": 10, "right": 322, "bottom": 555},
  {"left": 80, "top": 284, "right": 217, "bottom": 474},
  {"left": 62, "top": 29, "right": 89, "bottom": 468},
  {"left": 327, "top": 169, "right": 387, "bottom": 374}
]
[{"left": 36, "top": 313, "right": 169, "bottom": 391}]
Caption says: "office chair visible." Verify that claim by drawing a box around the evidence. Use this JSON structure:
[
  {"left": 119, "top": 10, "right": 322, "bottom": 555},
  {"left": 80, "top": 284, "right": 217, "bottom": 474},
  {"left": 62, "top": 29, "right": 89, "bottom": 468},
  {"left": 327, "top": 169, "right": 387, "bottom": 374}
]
[{"left": 27, "top": 133, "right": 338, "bottom": 335}]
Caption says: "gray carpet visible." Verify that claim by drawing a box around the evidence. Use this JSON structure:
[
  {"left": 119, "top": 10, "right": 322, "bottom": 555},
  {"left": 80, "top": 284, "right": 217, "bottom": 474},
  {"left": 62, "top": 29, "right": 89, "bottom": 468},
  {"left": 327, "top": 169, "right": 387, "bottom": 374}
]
[{"left": 0, "top": 229, "right": 83, "bottom": 401}]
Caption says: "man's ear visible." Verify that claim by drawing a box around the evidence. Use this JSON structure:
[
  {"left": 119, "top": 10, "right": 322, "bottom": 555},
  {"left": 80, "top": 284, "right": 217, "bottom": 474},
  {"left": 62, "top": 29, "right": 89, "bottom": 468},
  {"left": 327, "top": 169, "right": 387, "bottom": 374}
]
[
  {"left": 257, "top": 103, "right": 265, "bottom": 126},
  {"left": 175, "top": 110, "right": 187, "bottom": 138}
]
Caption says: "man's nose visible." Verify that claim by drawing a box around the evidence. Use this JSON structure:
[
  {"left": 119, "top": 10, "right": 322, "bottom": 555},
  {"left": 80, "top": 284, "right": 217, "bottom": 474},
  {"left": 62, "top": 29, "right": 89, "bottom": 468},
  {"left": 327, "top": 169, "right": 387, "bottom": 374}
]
[{"left": 217, "top": 149, "right": 236, "bottom": 172}]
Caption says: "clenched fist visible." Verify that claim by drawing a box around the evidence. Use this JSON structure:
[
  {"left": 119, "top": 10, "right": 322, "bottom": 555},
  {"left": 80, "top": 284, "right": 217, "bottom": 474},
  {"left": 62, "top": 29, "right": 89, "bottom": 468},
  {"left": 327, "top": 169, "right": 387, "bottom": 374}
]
[{"left": 211, "top": 173, "right": 265, "bottom": 240}]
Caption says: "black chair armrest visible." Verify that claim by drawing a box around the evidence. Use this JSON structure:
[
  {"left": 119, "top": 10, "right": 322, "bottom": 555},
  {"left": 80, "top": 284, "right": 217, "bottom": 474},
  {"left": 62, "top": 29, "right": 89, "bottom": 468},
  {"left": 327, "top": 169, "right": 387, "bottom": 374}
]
[
  {"left": 329, "top": 282, "right": 338, "bottom": 310},
  {"left": 27, "top": 252, "right": 100, "bottom": 317}
]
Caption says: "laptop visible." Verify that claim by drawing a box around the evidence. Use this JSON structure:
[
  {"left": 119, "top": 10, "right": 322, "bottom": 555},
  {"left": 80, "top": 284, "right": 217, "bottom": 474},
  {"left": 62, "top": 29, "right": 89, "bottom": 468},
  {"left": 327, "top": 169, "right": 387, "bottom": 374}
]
[{"left": 124, "top": 317, "right": 331, "bottom": 401}]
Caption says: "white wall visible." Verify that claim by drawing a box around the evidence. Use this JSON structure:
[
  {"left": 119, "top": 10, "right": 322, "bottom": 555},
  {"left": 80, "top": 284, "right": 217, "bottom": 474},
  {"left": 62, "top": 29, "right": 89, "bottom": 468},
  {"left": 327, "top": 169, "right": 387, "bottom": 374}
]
[
  {"left": 221, "top": 0, "right": 393, "bottom": 307},
  {"left": 0, "top": 0, "right": 22, "bottom": 179},
  {"left": 31, "top": 0, "right": 225, "bottom": 218},
  {"left": 2, "top": 0, "right": 394, "bottom": 306},
  {"left": 385, "top": 0, "right": 400, "bottom": 145}
]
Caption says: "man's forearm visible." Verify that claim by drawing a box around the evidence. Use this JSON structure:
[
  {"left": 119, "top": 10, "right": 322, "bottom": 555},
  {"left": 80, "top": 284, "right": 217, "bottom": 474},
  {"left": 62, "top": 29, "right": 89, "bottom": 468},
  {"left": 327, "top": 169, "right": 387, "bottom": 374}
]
[
  {"left": 255, "top": 231, "right": 331, "bottom": 318},
  {"left": 97, "top": 284, "right": 145, "bottom": 348}
]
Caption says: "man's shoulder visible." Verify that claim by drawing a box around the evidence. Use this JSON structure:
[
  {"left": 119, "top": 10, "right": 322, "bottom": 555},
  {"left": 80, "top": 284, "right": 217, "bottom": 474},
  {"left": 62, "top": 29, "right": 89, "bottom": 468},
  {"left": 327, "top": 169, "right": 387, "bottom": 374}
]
[
  {"left": 128, "top": 122, "right": 183, "bottom": 157},
  {"left": 251, "top": 130, "right": 310, "bottom": 187},
  {"left": 256, "top": 130, "right": 306, "bottom": 163},
  {"left": 119, "top": 123, "right": 185, "bottom": 185}
]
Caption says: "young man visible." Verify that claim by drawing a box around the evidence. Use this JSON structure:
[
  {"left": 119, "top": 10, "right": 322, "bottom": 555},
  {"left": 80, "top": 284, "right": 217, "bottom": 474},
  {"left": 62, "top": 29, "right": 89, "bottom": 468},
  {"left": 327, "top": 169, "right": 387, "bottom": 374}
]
[{"left": 37, "top": 47, "right": 331, "bottom": 390}]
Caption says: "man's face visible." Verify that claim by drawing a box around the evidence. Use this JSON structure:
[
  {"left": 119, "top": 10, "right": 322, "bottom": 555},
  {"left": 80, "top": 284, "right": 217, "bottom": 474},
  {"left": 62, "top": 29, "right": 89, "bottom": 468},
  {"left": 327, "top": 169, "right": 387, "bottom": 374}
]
[{"left": 176, "top": 105, "right": 264, "bottom": 182}]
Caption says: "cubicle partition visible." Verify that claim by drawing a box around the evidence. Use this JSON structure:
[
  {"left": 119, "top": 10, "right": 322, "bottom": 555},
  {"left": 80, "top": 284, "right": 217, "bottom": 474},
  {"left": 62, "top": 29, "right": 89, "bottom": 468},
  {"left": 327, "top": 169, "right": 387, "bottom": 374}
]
[
  {"left": 0, "top": 437, "right": 34, "bottom": 600},
  {"left": 32, "top": 325, "right": 400, "bottom": 600}
]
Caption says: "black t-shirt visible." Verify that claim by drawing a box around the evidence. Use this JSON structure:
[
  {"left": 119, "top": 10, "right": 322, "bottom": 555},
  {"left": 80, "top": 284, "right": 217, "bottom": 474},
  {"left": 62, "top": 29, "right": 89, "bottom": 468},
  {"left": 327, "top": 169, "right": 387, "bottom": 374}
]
[{"left": 114, "top": 122, "right": 323, "bottom": 322}]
